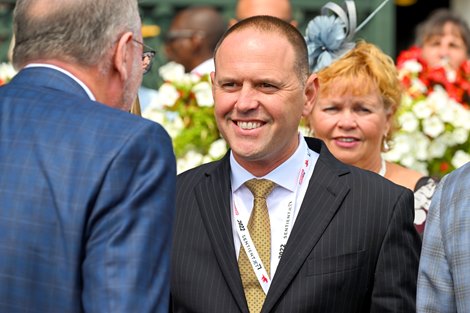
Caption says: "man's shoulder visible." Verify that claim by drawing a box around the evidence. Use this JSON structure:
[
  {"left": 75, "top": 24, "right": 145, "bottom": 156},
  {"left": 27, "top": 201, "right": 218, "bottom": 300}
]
[{"left": 178, "top": 159, "right": 224, "bottom": 182}]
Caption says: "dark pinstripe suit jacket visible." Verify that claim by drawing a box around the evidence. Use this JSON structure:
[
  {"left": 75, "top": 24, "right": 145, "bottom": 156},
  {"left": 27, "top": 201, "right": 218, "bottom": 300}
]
[
  {"left": 0, "top": 67, "right": 175, "bottom": 312},
  {"left": 171, "top": 138, "right": 421, "bottom": 313}
]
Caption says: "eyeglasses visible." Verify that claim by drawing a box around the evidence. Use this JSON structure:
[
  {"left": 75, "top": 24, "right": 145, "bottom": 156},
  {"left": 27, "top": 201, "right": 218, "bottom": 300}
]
[
  {"left": 163, "top": 29, "right": 204, "bottom": 43},
  {"left": 133, "top": 39, "right": 156, "bottom": 74}
]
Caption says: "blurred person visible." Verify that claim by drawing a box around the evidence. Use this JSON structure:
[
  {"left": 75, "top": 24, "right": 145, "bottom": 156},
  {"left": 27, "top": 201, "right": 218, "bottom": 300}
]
[
  {"left": 308, "top": 41, "right": 438, "bottom": 234},
  {"left": 417, "top": 162, "right": 470, "bottom": 312},
  {"left": 171, "top": 15, "right": 421, "bottom": 313},
  {"left": 229, "top": 0, "right": 297, "bottom": 27},
  {"left": 164, "top": 6, "right": 226, "bottom": 75},
  {"left": 415, "top": 8, "right": 470, "bottom": 71},
  {"left": 0, "top": 0, "right": 176, "bottom": 312}
]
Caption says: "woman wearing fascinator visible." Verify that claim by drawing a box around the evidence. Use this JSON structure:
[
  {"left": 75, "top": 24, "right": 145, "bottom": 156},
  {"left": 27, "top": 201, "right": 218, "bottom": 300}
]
[{"left": 305, "top": 0, "right": 437, "bottom": 235}]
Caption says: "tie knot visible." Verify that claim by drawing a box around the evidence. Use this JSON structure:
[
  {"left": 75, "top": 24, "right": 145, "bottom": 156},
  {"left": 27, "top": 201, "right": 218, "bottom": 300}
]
[{"left": 245, "top": 179, "right": 276, "bottom": 199}]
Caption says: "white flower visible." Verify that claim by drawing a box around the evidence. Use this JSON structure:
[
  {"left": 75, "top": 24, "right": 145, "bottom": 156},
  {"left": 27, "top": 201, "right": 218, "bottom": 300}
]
[
  {"left": 428, "top": 137, "right": 448, "bottom": 159},
  {"left": 208, "top": 138, "right": 227, "bottom": 159},
  {"left": 162, "top": 112, "right": 185, "bottom": 138},
  {"left": 181, "top": 73, "right": 201, "bottom": 85},
  {"left": 159, "top": 62, "right": 185, "bottom": 82},
  {"left": 384, "top": 133, "right": 413, "bottom": 161},
  {"left": 157, "top": 83, "right": 180, "bottom": 107},
  {"left": 399, "top": 112, "right": 419, "bottom": 132},
  {"left": 391, "top": 47, "right": 470, "bottom": 177},
  {"left": 142, "top": 108, "right": 166, "bottom": 125},
  {"left": 0, "top": 62, "right": 17, "bottom": 83},
  {"left": 192, "top": 81, "right": 214, "bottom": 107},
  {"left": 438, "top": 98, "right": 460, "bottom": 123},
  {"left": 422, "top": 115, "right": 445, "bottom": 138},
  {"left": 409, "top": 78, "right": 428, "bottom": 94},
  {"left": 413, "top": 133, "right": 431, "bottom": 161},
  {"left": 452, "top": 128, "right": 469, "bottom": 145},
  {"left": 454, "top": 108, "right": 470, "bottom": 129},
  {"left": 412, "top": 100, "right": 432, "bottom": 119},
  {"left": 451, "top": 151, "right": 470, "bottom": 169},
  {"left": 177, "top": 150, "right": 204, "bottom": 174},
  {"left": 401, "top": 60, "right": 422, "bottom": 74}
]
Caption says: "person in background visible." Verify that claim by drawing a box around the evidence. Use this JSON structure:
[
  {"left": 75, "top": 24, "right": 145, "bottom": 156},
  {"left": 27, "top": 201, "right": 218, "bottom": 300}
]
[
  {"left": 414, "top": 8, "right": 470, "bottom": 71},
  {"left": 171, "top": 15, "right": 420, "bottom": 313},
  {"left": 417, "top": 162, "right": 470, "bottom": 312},
  {"left": 229, "top": 0, "right": 297, "bottom": 27},
  {"left": 164, "top": 5, "right": 227, "bottom": 76},
  {"left": 395, "top": 8, "right": 470, "bottom": 110},
  {"left": 308, "top": 41, "right": 437, "bottom": 234},
  {"left": 0, "top": 0, "right": 175, "bottom": 312}
]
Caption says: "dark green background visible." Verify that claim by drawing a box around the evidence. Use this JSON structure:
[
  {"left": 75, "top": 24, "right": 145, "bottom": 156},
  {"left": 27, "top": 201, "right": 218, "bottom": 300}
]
[{"left": 0, "top": 0, "right": 397, "bottom": 89}]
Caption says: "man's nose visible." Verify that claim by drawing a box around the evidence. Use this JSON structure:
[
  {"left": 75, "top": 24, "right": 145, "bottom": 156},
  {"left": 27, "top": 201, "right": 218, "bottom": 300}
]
[{"left": 235, "top": 85, "right": 259, "bottom": 112}]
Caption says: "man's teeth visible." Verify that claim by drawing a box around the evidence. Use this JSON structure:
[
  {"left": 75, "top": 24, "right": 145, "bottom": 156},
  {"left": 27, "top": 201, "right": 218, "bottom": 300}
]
[
  {"left": 338, "top": 138, "right": 355, "bottom": 142},
  {"left": 238, "top": 121, "right": 261, "bottom": 130}
]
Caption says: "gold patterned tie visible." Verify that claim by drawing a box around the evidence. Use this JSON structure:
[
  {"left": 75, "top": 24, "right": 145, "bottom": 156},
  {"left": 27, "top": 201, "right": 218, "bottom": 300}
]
[{"left": 238, "top": 179, "right": 276, "bottom": 313}]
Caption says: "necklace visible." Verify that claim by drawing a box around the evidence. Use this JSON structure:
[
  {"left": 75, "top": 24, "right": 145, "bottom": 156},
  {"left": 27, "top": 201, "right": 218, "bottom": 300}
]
[{"left": 378, "top": 158, "right": 386, "bottom": 177}]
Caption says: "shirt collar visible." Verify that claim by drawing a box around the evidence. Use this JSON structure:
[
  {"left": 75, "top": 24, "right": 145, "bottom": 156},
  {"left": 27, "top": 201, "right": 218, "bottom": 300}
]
[{"left": 230, "top": 133, "right": 309, "bottom": 193}]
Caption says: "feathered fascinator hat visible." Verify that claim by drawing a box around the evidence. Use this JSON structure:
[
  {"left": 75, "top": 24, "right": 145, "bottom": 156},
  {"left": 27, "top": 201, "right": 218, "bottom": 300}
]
[{"left": 305, "top": 0, "right": 391, "bottom": 72}]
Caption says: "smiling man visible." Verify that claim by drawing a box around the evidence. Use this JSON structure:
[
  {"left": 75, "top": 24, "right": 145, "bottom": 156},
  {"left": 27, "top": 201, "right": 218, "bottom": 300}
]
[{"left": 171, "top": 16, "right": 421, "bottom": 313}]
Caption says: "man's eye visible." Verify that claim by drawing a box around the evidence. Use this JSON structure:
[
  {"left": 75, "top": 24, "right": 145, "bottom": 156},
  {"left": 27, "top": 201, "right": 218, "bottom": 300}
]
[
  {"left": 220, "top": 82, "right": 237, "bottom": 89},
  {"left": 259, "top": 83, "right": 278, "bottom": 91}
]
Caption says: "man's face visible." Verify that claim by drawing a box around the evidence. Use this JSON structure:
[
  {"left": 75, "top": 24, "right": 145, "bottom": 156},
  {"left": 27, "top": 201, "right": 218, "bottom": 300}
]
[
  {"left": 212, "top": 29, "right": 314, "bottom": 175},
  {"left": 232, "top": 0, "right": 297, "bottom": 27},
  {"left": 164, "top": 14, "right": 196, "bottom": 72}
]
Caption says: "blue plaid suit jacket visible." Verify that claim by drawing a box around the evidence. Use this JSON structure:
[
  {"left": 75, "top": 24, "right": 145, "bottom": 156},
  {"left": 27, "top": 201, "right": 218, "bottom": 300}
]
[
  {"left": 417, "top": 162, "right": 470, "bottom": 313},
  {"left": 0, "top": 67, "right": 176, "bottom": 312}
]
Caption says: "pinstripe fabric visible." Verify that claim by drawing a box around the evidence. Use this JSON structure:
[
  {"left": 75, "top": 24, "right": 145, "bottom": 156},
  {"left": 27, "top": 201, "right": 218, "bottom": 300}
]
[
  {"left": 0, "top": 67, "right": 176, "bottom": 313},
  {"left": 417, "top": 162, "right": 470, "bottom": 313},
  {"left": 171, "top": 137, "right": 421, "bottom": 313}
]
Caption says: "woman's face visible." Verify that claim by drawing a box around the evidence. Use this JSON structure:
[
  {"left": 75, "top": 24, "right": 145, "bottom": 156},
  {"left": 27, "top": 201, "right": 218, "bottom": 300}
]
[
  {"left": 309, "top": 79, "right": 391, "bottom": 170},
  {"left": 421, "top": 22, "right": 468, "bottom": 70}
]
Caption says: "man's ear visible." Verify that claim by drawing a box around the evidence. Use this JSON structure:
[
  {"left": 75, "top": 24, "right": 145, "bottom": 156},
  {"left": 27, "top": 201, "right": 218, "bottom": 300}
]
[
  {"left": 302, "top": 73, "right": 319, "bottom": 116},
  {"left": 210, "top": 71, "right": 216, "bottom": 96},
  {"left": 113, "top": 32, "right": 134, "bottom": 81}
]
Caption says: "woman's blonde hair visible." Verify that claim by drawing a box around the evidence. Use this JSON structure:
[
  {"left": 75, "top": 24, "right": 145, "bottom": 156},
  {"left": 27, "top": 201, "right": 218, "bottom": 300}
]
[{"left": 316, "top": 41, "right": 402, "bottom": 148}]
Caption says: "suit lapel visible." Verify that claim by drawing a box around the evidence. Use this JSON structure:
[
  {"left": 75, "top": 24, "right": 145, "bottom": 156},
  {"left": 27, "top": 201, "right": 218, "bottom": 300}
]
[
  {"left": 263, "top": 139, "right": 351, "bottom": 312},
  {"left": 194, "top": 155, "right": 249, "bottom": 313}
]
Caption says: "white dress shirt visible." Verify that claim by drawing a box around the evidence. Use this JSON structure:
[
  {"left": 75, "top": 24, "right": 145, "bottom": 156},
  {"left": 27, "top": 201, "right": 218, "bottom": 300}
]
[
  {"left": 190, "top": 58, "right": 215, "bottom": 76},
  {"left": 230, "top": 134, "right": 319, "bottom": 278}
]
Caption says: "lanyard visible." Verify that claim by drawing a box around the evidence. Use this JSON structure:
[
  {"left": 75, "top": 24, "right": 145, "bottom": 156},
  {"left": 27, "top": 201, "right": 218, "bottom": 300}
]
[{"left": 233, "top": 147, "right": 314, "bottom": 294}]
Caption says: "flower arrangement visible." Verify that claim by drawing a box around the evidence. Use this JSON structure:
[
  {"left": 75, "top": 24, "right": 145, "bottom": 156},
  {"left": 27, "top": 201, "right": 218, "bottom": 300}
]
[
  {"left": 0, "top": 62, "right": 16, "bottom": 86},
  {"left": 384, "top": 46, "right": 470, "bottom": 177},
  {"left": 142, "top": 62, "right": 227, "bottom": 173}
]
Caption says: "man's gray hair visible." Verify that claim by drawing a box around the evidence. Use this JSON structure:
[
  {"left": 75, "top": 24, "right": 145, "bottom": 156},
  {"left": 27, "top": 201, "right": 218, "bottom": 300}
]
[{"left": 13, "top": 0, "right": 140, "bottom": 69}]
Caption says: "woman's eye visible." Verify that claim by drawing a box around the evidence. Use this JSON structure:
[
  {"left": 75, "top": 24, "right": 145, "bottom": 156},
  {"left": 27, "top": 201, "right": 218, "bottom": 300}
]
[
  {"left": 323, "top": 106, "right": 338, "bottom": 112},
  {"left": 356, "top": 106, "right": 372, "bottom": 114}
]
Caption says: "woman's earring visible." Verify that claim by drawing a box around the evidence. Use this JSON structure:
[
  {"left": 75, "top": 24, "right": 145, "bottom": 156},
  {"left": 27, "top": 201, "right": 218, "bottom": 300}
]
[{"left": 383, "top": 135, "right": 390, "bottom": 152}]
